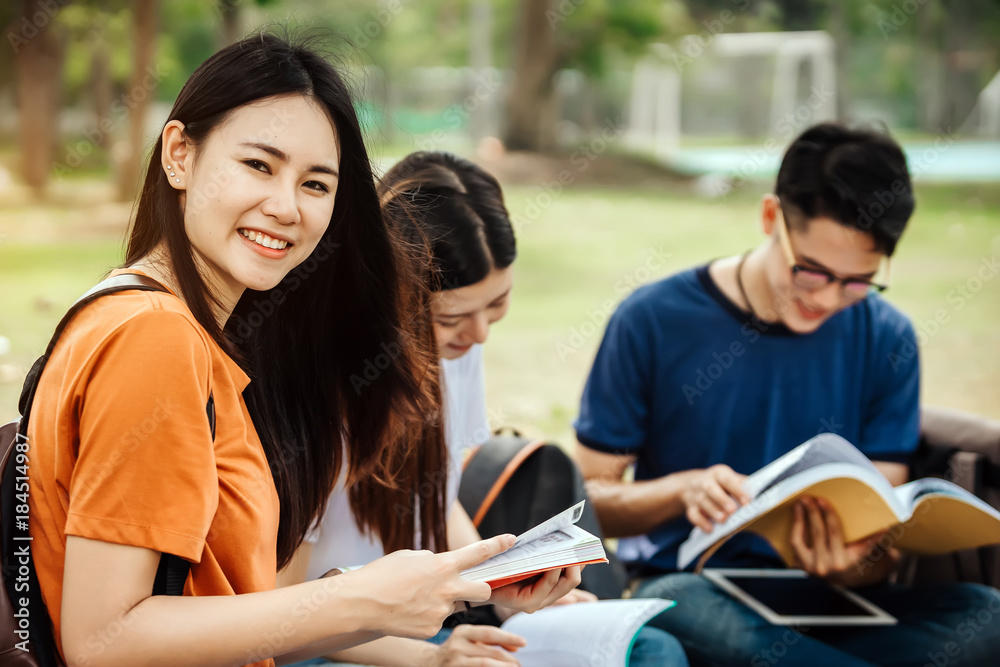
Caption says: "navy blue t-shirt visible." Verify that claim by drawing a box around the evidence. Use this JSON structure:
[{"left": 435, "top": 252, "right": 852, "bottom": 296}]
[{"left": 574, "top": 264, "right": 920, "bottom": 574}]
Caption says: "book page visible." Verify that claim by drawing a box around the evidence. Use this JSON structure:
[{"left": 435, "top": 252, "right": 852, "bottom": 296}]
[
  {"left": 893, "top": 494, "right": 1000, "bottom": 554},
  {"left": 746, "top": 434, "right": 882, "bottom": 498},
  {"left": 513, "top": 500, "right": 586, "bottom": 548},
  {"left": 501, "top": 599, "right": 675, "bottom": 666},
  {"left": 462, "top": 525, "right": 601, "bottom": 581},
  {"left": 678, "top": 461, "right": 902, "bottom": 569},
  {"left": 894, "top": 477, "right": 987, "bottom": 508}
]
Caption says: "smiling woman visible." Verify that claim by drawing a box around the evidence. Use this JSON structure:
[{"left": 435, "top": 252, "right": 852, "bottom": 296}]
[
  {"left": 143, "top": 94, "right": 341, "bottom": 315},
  {"left": 23, "top": 32, "right": 517, "bottom": 667}
]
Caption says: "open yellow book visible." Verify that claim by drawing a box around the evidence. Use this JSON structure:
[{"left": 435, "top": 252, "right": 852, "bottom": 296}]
[{"left": 678, "top": 434, "right": 1000, "bottom": 570}]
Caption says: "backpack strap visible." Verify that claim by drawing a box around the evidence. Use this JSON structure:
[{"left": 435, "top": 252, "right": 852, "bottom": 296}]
[
  {"left": 3, "top": 274, "right": 200, "bottom": 662},
  {"left": 459, "top": 435, "right": 546, "bottom": 528},
  {"left": 18, "top": 274, "right": 170, "bottom": 420}
]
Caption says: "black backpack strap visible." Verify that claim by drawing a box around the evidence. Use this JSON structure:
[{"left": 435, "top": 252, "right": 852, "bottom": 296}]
[
  {"left": 18, "top": 274, "right": 170, "bottom": 420},
  {"left": 4, "top": 274, "right": 202, "bottom": 660},
  {"left": 153, "top": 554, "right": 191, "bottom": 596},
  {"left": 1, "top": 419, "right": 61, "bottom": 666}
]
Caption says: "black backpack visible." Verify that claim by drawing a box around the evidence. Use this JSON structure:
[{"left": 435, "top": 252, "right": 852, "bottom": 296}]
[
  {"left": 2, "top": 274, "right": 200, "bottom": 666},
  {"left": 898, "top": 406, "right": 1000, "bottom": 589},
  {"left": 458, "top": 431, "right": 628, "bottom": 600}
]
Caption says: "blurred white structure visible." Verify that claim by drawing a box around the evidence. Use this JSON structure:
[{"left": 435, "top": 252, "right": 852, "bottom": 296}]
[
  {"left": 625, "top": 31, "right": 838, "bottom": 160},
  {"left": 977, "top": 70, "right": 1000, "bottom": 138}
]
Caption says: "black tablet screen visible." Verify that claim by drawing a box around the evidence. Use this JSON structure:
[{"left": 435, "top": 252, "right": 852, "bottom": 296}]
[{"left": 724, "top": 576, "right": 875, "bottom": 617}]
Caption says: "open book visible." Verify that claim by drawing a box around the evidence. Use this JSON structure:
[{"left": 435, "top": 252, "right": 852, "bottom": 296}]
[
  {"left": 678, "top": 433, "right": 1000, "bottom": 570},
  {"left": 461, "top": 501, "right": 609, "bottom": 588},
  {"left": 501, "top": 598, "right": 675, "bottom": 666}
]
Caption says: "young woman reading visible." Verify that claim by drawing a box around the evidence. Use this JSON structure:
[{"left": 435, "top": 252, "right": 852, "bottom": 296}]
[
  {"left": 282, "top": 152, "right": 687, "bottom": 666},
  {"left": 26, "top": 36, "right": 513, "bottom": 667}
]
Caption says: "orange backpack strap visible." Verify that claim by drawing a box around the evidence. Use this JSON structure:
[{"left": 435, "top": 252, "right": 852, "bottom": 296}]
[{"left": 460, "top": 435, "right": 547, "bottom": 528}]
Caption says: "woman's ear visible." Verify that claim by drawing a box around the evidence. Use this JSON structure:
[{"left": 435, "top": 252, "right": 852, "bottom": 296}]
[
  {"left": 161, "top": 120, "right": 191, "bottom": 191},
  {"left": 760, "top": 194, "right": 780, "bottom": 236}
]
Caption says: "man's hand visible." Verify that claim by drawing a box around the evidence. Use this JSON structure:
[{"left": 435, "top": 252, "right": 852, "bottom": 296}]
[
  {"left": 789, "top": 496, "right": 900, "bottom": 587},
  {"left": 678, "top": 464, "right": 751, "bottom": 532}
]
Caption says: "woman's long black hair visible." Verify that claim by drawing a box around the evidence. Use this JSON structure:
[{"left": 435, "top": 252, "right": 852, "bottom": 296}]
[
  {"left": 125, "top": 33, "right": 436, "bottom": 567},
  {"left": 379, "top": 151, "right": 517, "bottom": 292},
  {"left": 363, "top": 151, "right": 516, "bottom": 552}
]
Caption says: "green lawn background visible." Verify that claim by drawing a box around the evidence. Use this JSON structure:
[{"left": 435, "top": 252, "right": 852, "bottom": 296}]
[{"left": 1, "top": 184, "right": 998, "bottom": 449}]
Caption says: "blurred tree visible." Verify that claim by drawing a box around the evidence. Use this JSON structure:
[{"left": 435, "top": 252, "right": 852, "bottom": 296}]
[
  {"left": 216, "top": 0, "right": 280, "bottom": 47},
  {"left": 9, "top": 0, "right": 69, "bottom": 195},
  {"left": 117, "top": 0, "right": 157, "bottom": 200},
  {"left": 940, "top": 0, "right": 999, "bottom": 133},
  {"left": 218, "top": 0, "right": 240, "bottom": 46},
  {"left": 60, "top": 1, "right": 130, "bottom": 146},
  {"left": 505, "top": 0, "right": 557, "bottom": 150},
  {"left": 503, "top": 0, "right": 668, "bottom": 151}
]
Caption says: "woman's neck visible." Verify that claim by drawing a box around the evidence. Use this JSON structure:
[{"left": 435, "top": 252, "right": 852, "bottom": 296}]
[{"left": 129, "top": 246, "right": 239, "bottom": 329}]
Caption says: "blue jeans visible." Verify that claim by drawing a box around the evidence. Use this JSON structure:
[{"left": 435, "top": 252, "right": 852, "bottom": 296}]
[
  {"left": 634, "top": 572, "right": 1000, "bottom": 667},
  {"left": 286, "top": 624, "right": 689, "bottom": 666}
]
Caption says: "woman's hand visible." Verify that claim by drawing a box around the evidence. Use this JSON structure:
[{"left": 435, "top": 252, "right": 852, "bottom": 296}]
[
  {"left": 488, "top": 565, "right": 582, "bottom": 614},
  {"left": 348, "top": 535, "right": 515, "bottom": 639},
  {"left": 678, "top": 464, "right": 751, "bottom": 532},
  {"left": 790, "top": 496, "right": 899, "bottom": 587},
  {"left": 427, "top": 625, "right": 524, "bottom": 666}
]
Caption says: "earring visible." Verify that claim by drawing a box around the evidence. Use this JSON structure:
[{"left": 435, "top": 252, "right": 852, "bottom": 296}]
[{"left": 167, "top": 164, "right": 180, "bottom": 184}]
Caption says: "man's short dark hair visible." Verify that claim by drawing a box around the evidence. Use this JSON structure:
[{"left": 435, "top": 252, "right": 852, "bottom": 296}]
[{"left": 776, "top": 123, "right": 914, "bottom": 256}]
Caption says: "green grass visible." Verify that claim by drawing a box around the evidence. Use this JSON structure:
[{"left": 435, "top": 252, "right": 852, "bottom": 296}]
[
  {"left": 0, "top": 240, "right": 124, "bottom": 421},
  {"left": 482, "top": 184, "right": 1000, "bottom": 446},
  {"left": 2, "top": 185, "right": 998, "bottom": 448}
]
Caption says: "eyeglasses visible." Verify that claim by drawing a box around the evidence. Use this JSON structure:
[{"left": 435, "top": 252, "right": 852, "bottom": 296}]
[{"left": 775, "top": 207, "right": 890, "bottom": 301}]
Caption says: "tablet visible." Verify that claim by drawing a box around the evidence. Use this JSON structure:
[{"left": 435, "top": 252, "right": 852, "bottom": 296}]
[{"left": 702, "top": 569, "right": 897, "bottom": 626}]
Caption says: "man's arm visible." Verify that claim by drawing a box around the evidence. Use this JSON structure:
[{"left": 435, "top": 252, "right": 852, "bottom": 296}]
[{"left": 574, "top": 443, "right": 750, "bottom": 537}]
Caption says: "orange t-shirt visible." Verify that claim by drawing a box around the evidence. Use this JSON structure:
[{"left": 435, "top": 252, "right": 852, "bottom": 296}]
[{"left": 27, "top": 271, "right": 278, "bottom": 666}]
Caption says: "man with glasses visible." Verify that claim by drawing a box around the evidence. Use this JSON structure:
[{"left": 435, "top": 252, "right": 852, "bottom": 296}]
[{"left": 573, "top": 123, "right": 1000, "bottom": 665}]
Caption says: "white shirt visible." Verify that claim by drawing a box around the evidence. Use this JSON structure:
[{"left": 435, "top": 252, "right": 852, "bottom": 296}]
[{"left": 304, "top": 344, "right": 491, "bottom": 580}]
